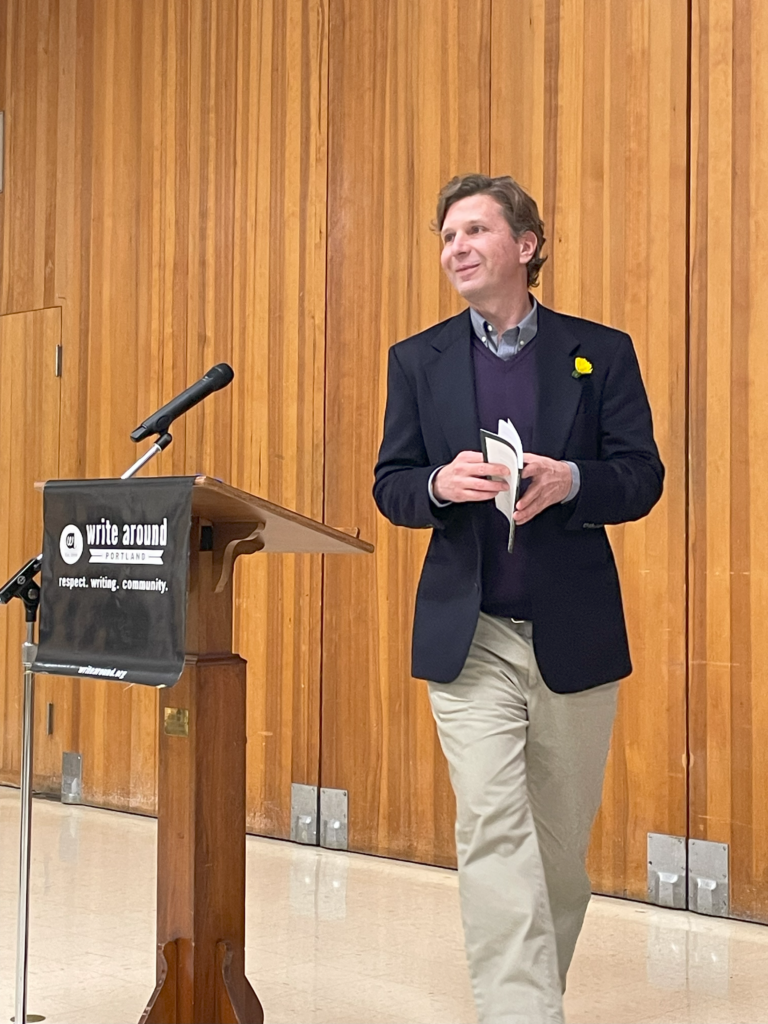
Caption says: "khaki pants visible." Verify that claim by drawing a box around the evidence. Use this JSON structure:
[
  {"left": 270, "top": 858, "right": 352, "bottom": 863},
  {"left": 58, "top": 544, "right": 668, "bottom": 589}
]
[{"left": 428, "top": 613, "right": 618, "bottom": 1024}]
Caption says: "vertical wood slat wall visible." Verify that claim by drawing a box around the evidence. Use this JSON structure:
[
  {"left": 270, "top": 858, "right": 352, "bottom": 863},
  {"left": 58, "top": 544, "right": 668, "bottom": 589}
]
[
  {"left": 322, "top": 0, "right": 490, "bottom": 866},
  {"left": 0, "top": 310, "right": 61, "bottom": 782},
  {"left": 0, "top": 0, "right": 238, "bottom": 810},
  {"left": 0, "top": 0, "right": 327, "bottom": 834},
  {"left": 690, "top": 0, "right": 768, "bottom": 921},
  {"left": 1, "top": 0, "right": 767, "bottom": 923},
  {"left": 232, "top": 0, "right": 328, "bottom": 836},
  {"left": 488, "top": 0, "right": 689, "bottom": 899},
  {"left": 321, "top": 0, "right": 689, "bottom": 896}
]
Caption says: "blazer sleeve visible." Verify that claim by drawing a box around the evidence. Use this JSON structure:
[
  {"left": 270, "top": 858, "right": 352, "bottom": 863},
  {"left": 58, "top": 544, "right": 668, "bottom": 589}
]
[
  {"left": 566, "top": 333, "right": 664, "bottom": 529},
  {"left": 373, "top": 346, "right": 450, "bottom": 530}
]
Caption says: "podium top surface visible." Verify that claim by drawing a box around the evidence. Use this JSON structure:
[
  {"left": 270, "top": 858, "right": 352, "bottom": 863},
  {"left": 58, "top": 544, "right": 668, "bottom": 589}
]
[
  {"left": 191, "top": 476, "right": 372, "bottom": 554},
  {"left": 37, "top": 476, "right": 373, "bottom": 555}
]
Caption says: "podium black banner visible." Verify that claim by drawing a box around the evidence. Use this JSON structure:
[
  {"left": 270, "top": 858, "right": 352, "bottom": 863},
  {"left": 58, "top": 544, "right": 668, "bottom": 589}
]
[{"left": 33, "top": 477, "right": 195, "bottom": 687}]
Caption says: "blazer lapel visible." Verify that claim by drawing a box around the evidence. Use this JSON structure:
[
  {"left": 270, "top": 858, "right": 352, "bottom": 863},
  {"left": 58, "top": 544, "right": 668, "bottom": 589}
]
[
  {"left": 530, "top": 304, "right": 584, "bottom": 459},
  {"left": 424, "top": 310, "right": 480, "bottom": 457}
]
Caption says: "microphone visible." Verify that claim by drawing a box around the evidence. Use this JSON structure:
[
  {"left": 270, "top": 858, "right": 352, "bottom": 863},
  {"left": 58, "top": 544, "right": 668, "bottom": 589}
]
[{"left": 130, "top": 363, "right": 235, "bottom": 442}]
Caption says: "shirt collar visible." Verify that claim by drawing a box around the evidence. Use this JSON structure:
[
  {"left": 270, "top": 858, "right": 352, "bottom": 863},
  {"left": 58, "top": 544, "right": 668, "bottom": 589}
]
[{"left": 469, "top": 296, "right": 538, "bottom": 348}]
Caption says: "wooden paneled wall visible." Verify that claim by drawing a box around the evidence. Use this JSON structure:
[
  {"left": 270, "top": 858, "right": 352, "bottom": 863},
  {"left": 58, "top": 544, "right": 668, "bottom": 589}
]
[
  {"left": 322, "top": 0, "right": 490, "bottom": 865},
  {"left": 0, "top": 310, "right": 61, "bottom": 783},
  {"left": 690, "top": 0, "right": 768, "bottom": 921},
  {"left": 0, "top": 0, "right": 328, "bottom": 834},
  {"left": 231, "top": 0, "right": 328, "bottom": 836},
  {"left": 321, "top": 0, "right": 689, "bottom": 892},
  {"left": 0, "top": 0, "right": 241, "bottom": 810},
  {"left": 490, "top": 0, "right": 689, "bottom": 899}
]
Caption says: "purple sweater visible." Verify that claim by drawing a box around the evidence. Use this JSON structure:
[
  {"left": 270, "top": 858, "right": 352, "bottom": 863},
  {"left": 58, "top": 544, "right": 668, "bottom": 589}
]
[{"left": 472, "top": 335, "right": 539, "bottom": 620}]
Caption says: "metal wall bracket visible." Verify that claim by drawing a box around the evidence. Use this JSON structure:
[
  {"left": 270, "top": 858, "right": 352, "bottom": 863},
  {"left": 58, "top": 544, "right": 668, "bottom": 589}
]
[
  {"left": 320, "top": 787, "right": 348, "bottom": 850},
  {"left": 61, "top": 751, "right": 82, "bottom": 804},
  {"left": 290, "top": 783, "right": 318, "bottom": 845},
  {"left": 647, "top": 833, "right": 730, "bottom": 917},
  {"left": 647, "top": 833, "right": 687, "bottom": 909},
  {"left": 688, "top": 838, "right": 729, "bottom": 917}
]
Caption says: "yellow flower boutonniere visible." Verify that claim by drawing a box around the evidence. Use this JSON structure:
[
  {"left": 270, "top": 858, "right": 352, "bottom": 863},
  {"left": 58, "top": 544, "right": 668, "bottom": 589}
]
[{"left": 572, "top": 357, "right": 593, "bottom": 379}]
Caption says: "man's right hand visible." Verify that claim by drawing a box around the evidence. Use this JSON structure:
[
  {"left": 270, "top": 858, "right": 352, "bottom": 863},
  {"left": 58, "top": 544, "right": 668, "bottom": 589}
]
[{"left": 433, "top": 451, "right": 510, "bottom": 503}]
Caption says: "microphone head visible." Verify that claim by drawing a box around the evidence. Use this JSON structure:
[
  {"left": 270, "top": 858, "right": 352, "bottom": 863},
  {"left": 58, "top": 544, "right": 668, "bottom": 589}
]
[
  {"left": 204, "top": 363, "right": 235, "bottom": 392},
  {"left": 130, "top": 424, "right": 151, "bottom": 442},
  {"left": 130, "top": 363, "right": 235, "bottom": 442}
]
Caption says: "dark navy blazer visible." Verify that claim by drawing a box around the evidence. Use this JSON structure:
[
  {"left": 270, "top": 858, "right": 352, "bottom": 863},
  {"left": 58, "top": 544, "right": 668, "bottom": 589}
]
[{"left": 373, "top": 304, "right": 664, "bottom": 693}]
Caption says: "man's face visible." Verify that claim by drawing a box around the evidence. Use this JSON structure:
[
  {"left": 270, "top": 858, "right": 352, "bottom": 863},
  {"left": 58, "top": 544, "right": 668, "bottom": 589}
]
[{"left": 439, "top": 193, "right": 536, "bottom": 304}]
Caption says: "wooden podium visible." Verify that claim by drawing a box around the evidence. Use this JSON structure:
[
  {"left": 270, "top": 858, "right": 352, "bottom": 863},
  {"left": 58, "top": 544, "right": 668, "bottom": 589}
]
[{"left": 138, "top": 477, "right": 372, "bottom": 1024}]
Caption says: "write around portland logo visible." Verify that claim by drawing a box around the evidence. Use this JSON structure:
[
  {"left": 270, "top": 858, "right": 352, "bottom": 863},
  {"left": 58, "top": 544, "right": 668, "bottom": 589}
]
[
  {"left": 59, "top": 524, "right": 84, "bottom": 565},
  {"left": 58, "top": 517, "right": 169, "bottom": 566}
]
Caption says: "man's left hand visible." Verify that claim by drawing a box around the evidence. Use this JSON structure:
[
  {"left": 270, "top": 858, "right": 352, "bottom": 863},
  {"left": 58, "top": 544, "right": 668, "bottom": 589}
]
[{"left": 513, "top": 454, "right": 573, "bottom": 525}]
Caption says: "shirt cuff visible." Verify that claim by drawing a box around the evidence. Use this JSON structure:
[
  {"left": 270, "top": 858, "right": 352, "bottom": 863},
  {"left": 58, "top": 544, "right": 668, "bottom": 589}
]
[
  {"left": 428, "top": 466, "right": 452, "bottom": 507},
  {"left": 562, "top": 461, "right": 581, "bottom": 503}
]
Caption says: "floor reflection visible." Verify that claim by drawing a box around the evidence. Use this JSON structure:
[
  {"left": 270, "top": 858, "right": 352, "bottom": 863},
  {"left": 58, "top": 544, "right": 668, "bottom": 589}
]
[{"left": 1, "top": 787, "right": 767, "bottom": 1024}]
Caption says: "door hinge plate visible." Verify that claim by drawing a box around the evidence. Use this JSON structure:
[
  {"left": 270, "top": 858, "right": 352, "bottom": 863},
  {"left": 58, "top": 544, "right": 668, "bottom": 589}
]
[
  {"left": 688, "top": 838, "right": 729, "bottom": 917},
  {"left": 647, "top": 832, "right": 687, "bottom": 909},
  {"left": 320, "top": 787, "right": 348, "bottom": 850},
  {"left": 61, "top": 751, "right": 82, "bottom": 804},
  {"left": 290, "top": 783, "right": 318, "bottom": 845}
]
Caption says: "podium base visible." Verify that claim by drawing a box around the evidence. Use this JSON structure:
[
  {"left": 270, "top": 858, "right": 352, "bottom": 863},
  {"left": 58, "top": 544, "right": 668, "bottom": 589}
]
[{"left": 140, "top": 940, "right": 264, "bottom": 1024}]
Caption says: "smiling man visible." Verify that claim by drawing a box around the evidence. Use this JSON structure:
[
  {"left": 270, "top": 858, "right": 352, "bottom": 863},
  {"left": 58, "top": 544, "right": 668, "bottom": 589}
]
[{"left": 373, "top": 174, "right": 664, "bottom": 1024}]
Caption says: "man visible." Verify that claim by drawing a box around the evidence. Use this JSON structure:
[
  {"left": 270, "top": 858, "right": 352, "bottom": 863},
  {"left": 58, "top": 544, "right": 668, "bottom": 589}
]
[{"left": 373, "top": 174, "right": 663, "bottom": 1024}]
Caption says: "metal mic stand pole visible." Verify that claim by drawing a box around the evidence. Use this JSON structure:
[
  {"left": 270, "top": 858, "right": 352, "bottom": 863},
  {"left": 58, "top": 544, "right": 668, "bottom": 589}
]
[
  {"left": 1, "top": 428, "right": 173, "bottom": 1023},
  {"left": 121, "top": 431, "right": 172, "bottom": 480},
  {"left": 0, "top": 556, "right": 43, "bottom": 1024},
  {"left": 1, "top": 431, "right": 171, "bottom": 1023}
]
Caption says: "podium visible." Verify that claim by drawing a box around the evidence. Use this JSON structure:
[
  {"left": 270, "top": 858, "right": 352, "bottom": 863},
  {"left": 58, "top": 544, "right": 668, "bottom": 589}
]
[{"left": 34, "top": 475, "right": 372, "bottom": 1024}]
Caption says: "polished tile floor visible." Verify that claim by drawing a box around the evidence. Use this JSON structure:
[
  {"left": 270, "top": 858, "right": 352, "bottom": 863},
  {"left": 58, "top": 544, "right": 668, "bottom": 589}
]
[{"left": 1, "top": 787, "right": 767, "bottom": 1024}]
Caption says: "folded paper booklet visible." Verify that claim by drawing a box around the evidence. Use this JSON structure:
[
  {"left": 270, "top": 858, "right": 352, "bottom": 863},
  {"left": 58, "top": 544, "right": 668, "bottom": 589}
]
[{"left": 480, "top": 418, "right": 523, "bottom": 553}]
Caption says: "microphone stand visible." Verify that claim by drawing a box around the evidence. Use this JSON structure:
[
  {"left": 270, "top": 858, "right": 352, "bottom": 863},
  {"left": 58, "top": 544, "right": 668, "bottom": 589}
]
[
  {"left": 0, "top": 557, "right": 42, "bottom": 1024},
  {"left": 5, "top": 430, "right": 172, "bottom": 1023},
  {"left": 121, "top": 431, "right": 173, "bottom": 480}
]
